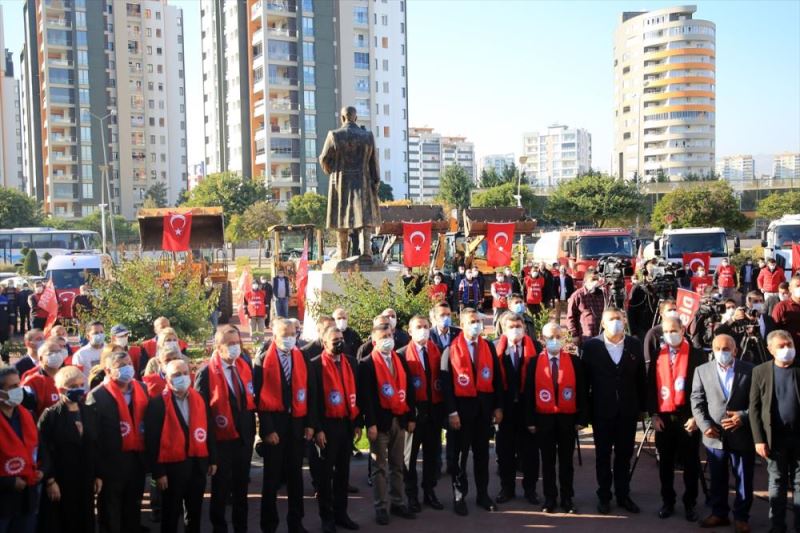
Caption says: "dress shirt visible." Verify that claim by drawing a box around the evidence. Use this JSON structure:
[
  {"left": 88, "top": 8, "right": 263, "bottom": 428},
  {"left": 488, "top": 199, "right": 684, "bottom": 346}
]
[
  {"left": 715, "top": 360, "right": 735, "bottom": 400},
  {"left": 436, "top": 327, "right": 450, "bottom": 346},
  {"left": 278, "top": 350, "right": 293, "bottom": 375},
  {"left": 559, "top": 275, "right": 567, "bottom": 300},
  {"left": 175, "top": 394, "right": 190, "bottom": 423},
  {"left": 414, "top": 342, "right": 427, "bottom": 371},
  {"left": 604, "top": 336, "right": 625, "bottom": 365},
  {"left": 467, "top": 339, "right": 477, "bottom": 363}
]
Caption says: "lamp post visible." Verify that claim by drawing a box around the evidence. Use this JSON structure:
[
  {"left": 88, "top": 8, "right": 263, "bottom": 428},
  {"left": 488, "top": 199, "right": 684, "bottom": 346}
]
[
  {"left": 517, "top": 155, "right": 529, "bottom": 271},
  {"left": 91, "top": 110, "right": 117, "bottom": 261}
]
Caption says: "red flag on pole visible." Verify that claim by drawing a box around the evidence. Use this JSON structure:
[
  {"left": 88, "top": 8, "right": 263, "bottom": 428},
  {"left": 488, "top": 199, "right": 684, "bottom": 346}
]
[
  {"left": 162, "top": 211, "right": 193, "bottom": 251},
  {"left": 236, "top": 267, "right": 253, "bottom": 332},
  {"left": 676, "top": 288, "right": 701, "bottom": 327},
  {"left": 296, "top": 239, "right": 309, "bottom": 320},
  {"left": 793, "top": 243, "right": 800, "bottom": 273},
  {"left": 682, "top": 252, "right": 711, "bottom": 272},
  {"left": 486, "top": 222, "right": 515, "bottom": 267},
  {"left": 402, "top": 221, "right": 432, "bottom": 267},
  {"left": 39, "top": 280, "right": 59, "bottom": 335}
]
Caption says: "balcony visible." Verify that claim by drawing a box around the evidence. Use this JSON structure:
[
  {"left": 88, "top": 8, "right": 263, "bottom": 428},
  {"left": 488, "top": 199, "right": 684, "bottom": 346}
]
[
  {"left": 49, "top": 114, "right": 73, "bottom": 125},
  {"left": 254, "top": 100, "right": 266, "bottom": 117},
  {"left": 44, "top": 0, "right": 71, "bottom": 11},
  {"left": 269, "top": 98, "right": 298, "bottom": 111},
  {"left": 270, "top": 149, "right": 299, "bottom": 160},
  {"left": 267, "top": 27, "right": 297, "bottom": 39},
  {"left": 48, "top": 58, "right": 73, "bottom": 68},
  {"left": 270, "top": 125, "right": 299, "bottom": 135},
  {"left": 267, "top": 1, "right": 296, "bottom": 14},
  {"left": 268, "top": 76, "right": 297, "bottom": 87},
  {"left": 252, "top": 28, "right": 263, "bottom": 46},
  {"left": 46, "top": 17, "right": 71, "bottom": 28},
  {"left": 269, "top": 175, "right": 298, "bottom": 187},
  {"left": 251, "top": 1, "right": 262, "bottom": 20},
  {"left": 51, "top": 172, "right": 76, "bottom": 182},
  {"left": 50, "top": 134, "right": 75, "bottom": 145}
]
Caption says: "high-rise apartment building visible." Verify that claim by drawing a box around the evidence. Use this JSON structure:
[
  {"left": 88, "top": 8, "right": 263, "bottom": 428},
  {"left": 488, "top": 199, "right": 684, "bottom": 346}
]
[
  {"left": 773, "top": 152, "right": 800, "bottom": 179},
  {"left": 612, "top": 5, "right": 716, "bottom": 181},
  {"left": 202, "top": 0, "right": 409, "bottom": 205},
  {"left": 408, "top": 126, "right": 475, "bottom": 202},
  {"left": 715, "top": 155, "right": 754, "bottom": 181},
  {"left": 0, "top": 6, "right": 24, "bottom": 190},
  {"left": 521, "top": 125, "right": 592, "bottom": 186},
  {"left": 480, "top": 153, "right": 515, "bottom": 177},
  {"left": 20, "top": 0, "right": 187, "bottom": 219}
]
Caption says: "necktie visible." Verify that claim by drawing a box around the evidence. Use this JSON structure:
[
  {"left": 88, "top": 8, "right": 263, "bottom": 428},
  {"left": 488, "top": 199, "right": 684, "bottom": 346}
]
[
  {"left": 469, "top": 342, "right": 476, "bottom": 364},
  {"left": 420, "top": 347, "right": 427, "bottom": 372},
  {"left": 383, "top": 354, "right": 394, "bottom": 376},
  {"left": 280, "top": 353, "right": 291, "bottom": 383},
  {"left": 512, "top": 346, "right": 519, "bottom": 370},
  {"left": 229, "top": 366, "right": 242, "bottom": 410},
  {"left": 550, "top": 357, "right": 559, "bottom": 400}
]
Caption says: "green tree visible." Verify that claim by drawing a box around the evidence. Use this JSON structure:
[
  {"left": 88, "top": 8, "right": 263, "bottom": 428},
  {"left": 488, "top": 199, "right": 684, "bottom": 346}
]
[
  {"left": 143, "top": 182, "right": 168, "bottom": 208},
  {"left": 286, "top": 192, "right": 327, "bottom": 227},
  {"left": 651, "top": 181, "right": 751, "bottom": 233},
  {"left": 180, "top": 172, "right": 268, "bottom": 216},
  {"left": 22, "top": 249, "right": 40, "bottom": 275},
  {"left": 0, "top": 188, "right": 42, "bottom": 229},
  {"left": 436, "top": 164, "right": 474, "bottom": 225},
  {"left": 479, "top": 168, "right": 505, "bottom": 188},
  {"left": 377, "top": 182, "right": 394, "bottom": 202},
  {"left": 545, "top": 173, "right": 644, "bottom": 227},
  {"left": 472, "top": 182, "right": 546, "bottom": 218},
  {"left": 240, "top": 201, "right": 284, "bottom": 267},
  {"left": 756, "top": 191, "right": 800, "bottom": 221},
  {"left": 500, "top": 162, "right": 519, "bottom": 184},
  {"left": 70, "top": 212, "right": 138, "bottom": 244},
  {"left": 224, "top": 214, "right": 245, "bottom": 259}
]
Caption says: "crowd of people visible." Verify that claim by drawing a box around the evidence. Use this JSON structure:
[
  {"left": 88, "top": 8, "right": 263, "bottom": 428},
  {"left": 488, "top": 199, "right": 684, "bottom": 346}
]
[{"left": 2, "top": 257, "right": 800, "bottom": 533}]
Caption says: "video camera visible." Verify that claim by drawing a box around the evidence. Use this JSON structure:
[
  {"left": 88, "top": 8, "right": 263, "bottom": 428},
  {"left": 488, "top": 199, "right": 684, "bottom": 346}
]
[
  {"left": 598, "top": 255, "right": 633, "bottom": 308},
  {"left": 645, "top": 259, "right": 683, "bottom": 300}
]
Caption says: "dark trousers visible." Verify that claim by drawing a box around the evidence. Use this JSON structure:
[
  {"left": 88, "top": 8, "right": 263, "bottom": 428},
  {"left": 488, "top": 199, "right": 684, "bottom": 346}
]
[
  {"left": 404, "top": 410, "right": 442, "bottom": 499},
  {"left": 261, "top": 429, "right": 305, "bottom": 532},
  {"left": 654, "top": 415, "right": 700, "bottom": 507},
  {"left": 316, "top": 419, "right": 353, "bottom": 525},
  {"left": 538, "top": 415, "right": 577, "bottom": 502},
  {"left": 450, "top": 413, "right": 491, "bottom": 502},
  {"left": 211, "top": 438, "right": 253, "bottom": 533},
  {"left": 18, "top": 309, "right": 30, "bottom": 334},
  {"left": 767, "top": 437, "right": 800, "bottom": 532},
  {"left": 706, "top": 446, "right": 754, "bottom": 522},
  {"left": 592, "top": 416, "right": 637, "bottom": 502},
  {"left": 496, "top": 401, "right": 538, "bottom": 495},
  {"left": 38, "top": 477, "right": 94, "bottom": 533},
  {"left": 97, "top": 453, "right": 146, "bottom": 533},
  {"left": 160, "top": 461, "right": 207, "bottom": 533},
  {"left": 32, "top": 317, "right": 46, "bottom": 330}
]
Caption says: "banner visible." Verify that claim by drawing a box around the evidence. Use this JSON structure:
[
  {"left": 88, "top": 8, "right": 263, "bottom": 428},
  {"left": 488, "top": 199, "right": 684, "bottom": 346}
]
[
  {"left": 682, "top": 252, "right": 710, "bottom": 273},
  {"left": 39, "top": 280, "right": 60, "bottom": 335},
  {"left": 236, "top": 267, "right": 252, "bottom": 332},
  {"left": 296, "top": 239, "right": 309, "bottom": 320},
  {"left": 162, "top": 211, "right": 193, "bottom": 252},
  {"left": 486, "top": 222, "right": 515, "bottom": 267},
  {"left": 676, "top": 288, "right": 701, "bottom": 327},
  {"left": 402, "top": 221, "right": 432, "bottom": 267},
  {"left": 793, "top": 243, "right": 800, "bottom": 273}
]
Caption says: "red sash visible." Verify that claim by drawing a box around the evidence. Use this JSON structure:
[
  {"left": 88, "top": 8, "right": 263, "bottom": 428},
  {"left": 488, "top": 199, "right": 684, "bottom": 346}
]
[
  {"left": 158, "top": 388, "right": 209, "bottom": 463},
  {"left": 449, "top": 334, "right": 495, "bottom": 397},
  {"left": 495, "top": 335, "right": 537, "bottom": 391},
  {"left": 656, "top": 341, "right": 690, "bottom": 413},
  {"left": 321, "top": 351, "right": 359, "bottom": 420},
  {"left": 534, "top": 352, "right": 577, "bottom": 414},
  {"left": 404, "top": 341, "right": 443, "bottom": 403},
  {"left": 143, "top": 373, "right": 167, "bottom": 398},
  {"left": 492, "top": 282, "right": 512, "bottom": 308},
  {"left": 717, "top": 265, "right": 736, "bottom": 288},
  {"left": 370, "top": 350, "right": 410, "bottom": 415},
  {"left": 258, "top": 343, "right": 308, "bottom": 417},
  {"left": 21, "top": 367, "right": 59, "bottom": 419},
  {"left": 104, "top": 380, "right": 148, "bottom": 452},
  {"left": 207, "top": 353, "right": 255, "bottom": 441},
  {"left": 525, "top": 276, "right": 545, "bottom": 304},
  {"left": 0, "top": 407, "right": 38, "bottom": 484}
]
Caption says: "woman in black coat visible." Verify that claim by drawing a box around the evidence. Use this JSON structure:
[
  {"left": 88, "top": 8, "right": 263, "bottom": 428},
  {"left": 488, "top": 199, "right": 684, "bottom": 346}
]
[{"left": 37, "top": 365, "right": 97, "bottom": 533}]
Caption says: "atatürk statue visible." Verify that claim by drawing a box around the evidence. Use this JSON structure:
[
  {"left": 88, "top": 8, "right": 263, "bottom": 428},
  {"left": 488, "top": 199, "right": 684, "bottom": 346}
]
[{"left": 319, "top": 106, "right": 381, "bottom": 261}]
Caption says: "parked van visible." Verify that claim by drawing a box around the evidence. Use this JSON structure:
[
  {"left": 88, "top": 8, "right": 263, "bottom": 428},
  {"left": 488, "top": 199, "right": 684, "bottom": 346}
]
[{"left": 44, "top": 253, "right": 111, "bottom": 318}]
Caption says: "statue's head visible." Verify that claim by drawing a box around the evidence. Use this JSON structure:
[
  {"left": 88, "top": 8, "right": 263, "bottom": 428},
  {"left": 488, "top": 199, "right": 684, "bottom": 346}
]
[{"left": 340, "top": 106, "right": 357, "bottom": 125}]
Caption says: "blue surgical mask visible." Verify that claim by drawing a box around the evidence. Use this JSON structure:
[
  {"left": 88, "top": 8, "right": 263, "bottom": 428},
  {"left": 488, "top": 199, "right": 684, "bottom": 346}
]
[
  {"left": 116, "top": 365, "right": 135, "bottom": 383},
  {"left": 171, "top": 375, "right": 191, "bottom": 393},
  {"left": 440, "top": 316, "right": 452, "bottom": 328},
  {"left": 280, "top": 337, "right": 297, "bottom": 352},
  {"left": 65, "top": 387, "right": 86, "bottom": 403},
  {"left": 545, "top": 338, "right": 562, "bottom": 355},
  {"left": 715, "top": 350, "right": 733, "bottom": 366},
  {"left": 467, "top": 322, "right": 483, "bottom": 337},
  {"left": 227, "top": 344, "right": 241, "bottom": 359},
  {"left": 91, "top": 333, "right": 105, "bottom": 346},
  {"left": 512, "top": 303, "right": 525, "bottom": 315}
]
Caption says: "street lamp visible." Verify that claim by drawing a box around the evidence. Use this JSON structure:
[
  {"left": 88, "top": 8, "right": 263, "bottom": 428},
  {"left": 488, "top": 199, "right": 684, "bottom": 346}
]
[
  {"left": 516, "top": 155, "right": 528, "bottom": 208},
  {"left": 90, "top": 109, "right": 117, "bottom": 261}
]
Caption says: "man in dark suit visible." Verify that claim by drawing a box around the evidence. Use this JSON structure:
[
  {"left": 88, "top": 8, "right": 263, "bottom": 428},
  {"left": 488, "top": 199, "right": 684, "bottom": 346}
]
[
  {"left": 440, "top": 308, "right": 503, "bottom": 516},
  {"left": 691, "top": 334, "right": 755, "bottom": 532},
  {"left": 272, "top": 270, "right": 292, "bottom": 319},
  {"left": 643, "top": 299, "right": 682, "bottom": 361},
  {"left": 356, "top": 315, "right": 390, "bottom": 362},
  {"left": 739, "top": 259, "right": 758, "bottom": 296},
  {"left": 646, "top": 316, "right": 704, "bottom": 521},
  {"left": 302, "top": 316, "right": 336, "bottom": 361},
  {"left": 382, "top": 308, "right": 410, "bottom": 351},
  {"left": 195, "top": 327, "right": 256, "bottom": 533},
  {"left": 14, "top": 329, "right": 44, "bottom": 377},
  {"left": 581, "top": 307, "right": 647, "bottom": 515},
  {"left": 552, "top": 265, "right": 575, "bottom": 318},
  {"left": 254, "top": 319, "right": 316, "bottom": 533},
  {"left": 749, "top": 329, "right": 800, "bottom": 533},
  {"left": 333, "top": 308, "right": 363, "bottom": 358},
  {"left": 429, "top": 302, "right": 461, "bottom": 352}
]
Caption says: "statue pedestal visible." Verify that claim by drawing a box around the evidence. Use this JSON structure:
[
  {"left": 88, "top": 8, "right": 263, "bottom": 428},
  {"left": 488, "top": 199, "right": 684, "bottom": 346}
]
[
  {"left": 321, "top": 255, "right": 386, "bottom": 273},
  {"left": 301, "top": 269, "right": 401, "bottom": 341}
]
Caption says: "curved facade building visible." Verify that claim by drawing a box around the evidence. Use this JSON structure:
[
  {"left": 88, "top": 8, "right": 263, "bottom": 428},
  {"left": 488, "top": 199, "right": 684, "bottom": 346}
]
[{"left": 613, "top": 5, "right": 715, "bottom": 181}]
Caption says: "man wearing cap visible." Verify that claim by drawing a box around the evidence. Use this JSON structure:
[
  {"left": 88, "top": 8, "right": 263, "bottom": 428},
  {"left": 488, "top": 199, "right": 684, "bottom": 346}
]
[{"left": 111, "top": 325, "right": 148, "bottom": 376}]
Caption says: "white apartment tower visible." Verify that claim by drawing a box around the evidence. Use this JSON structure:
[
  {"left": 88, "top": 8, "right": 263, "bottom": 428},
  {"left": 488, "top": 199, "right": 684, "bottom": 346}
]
[
  {"left": 773, "top": 153, "right": 800, "bottom": 179},
  {"left": 612, "top": 5, "right": 716, "bottom": 181},
  {"left": 521, "top": 125, "right": 592, "bottom": 186},
  {"left": 0, "top": 7, "right": 24, "bottom": 190},
  {"left": 480, "top": 153, "right": 515, "bottom": 177},
  {"left": 408, "top": 127, "right": 475, "bottom": 202},
  {"left": 715, "top": 155, "right": 754, "bottom": 181}
]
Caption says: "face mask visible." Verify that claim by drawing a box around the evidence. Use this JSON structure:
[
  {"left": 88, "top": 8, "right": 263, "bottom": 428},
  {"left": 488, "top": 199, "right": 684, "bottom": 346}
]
[
  {"left": 663, "top": 332, "right": 683, "bottom": 347},
  {"left": 721, "top": 261, "right": 729, "bottom": 267},
  {"left": 715, "top": 350, "right": 733, "bottom": 366},
  {"left": 532, "top": 272, "right": 540, "bottom": 278},
  {"left": 2, "top": 387, "right": 24, "bottom": 407},
  {"left": 605, "top": 319, "right": 624, "bottom": 335},
  {"left": 412, "top": 327, "right": 430, "bottom": 344},
  {"left": 171, "top": 375, "right": 191, "bottom": 393},
  {"left": 584, "top": 282, "right": 597, "bottom": 292},
  {"left": 777, "top": 347, "right": 796, "bottom": 364},
  {"left": 280, "top": 337, "right": 297, "bottom": 352},
  {"left": 751, "top": 303, "right": 764, "bottom": 313},
  {"left": 545, "top": 338, "right": 562, "bottom": 355},
  {"left": 697, "top": 271, "right": 705, "bottom": 277},
  {"left": 378, "top": 337, "right": 395, "bottom": 354},
  {"left": 35, "top": 288, "right": 43, "bottom": 294},
  {"left": 226, "top": 344, "right": 241, "bottom": 359},
  {"left": 793, "top": 288, "right": 800, "bottom": 299},
  {"left": 780, "top": 293, "right": 790, "bottom": 302},
  {"left": 664, "top": 310, "right": 680, "bottom": 320},
  {"left": 746, "top": 260, "right": 752, "bottom": 265},
  {"left": 769, "top": 265, "right": 776, "bottom": 271},
  {"left": 331, "top": 339, "right": 345, "bottom": 355},
  {"left": 46, "top": 352, "right": 65, "bottom": 369},
  {"left": 165, "top": 340, "right": 179, "bottom": 351},
  {"left": 439, "top": 315, "right": 452, "bottom": 328},
  {"left": 65, "top": 387, "right": 86, "bottom": 403},
  {"left": 115, "top": 336, "right": 129, "bottom": 348},
  {"left": 335, "top": 319, "right": 348, "bottom": 331},
  {"left": 387, "top": 316, "right": 397, "bottom": 329},
  {"left": 497, "top": 276, "right": 505, "bottom": 283},
  {"left": 722, "top": 310, "right": 734, "bottom": 321},
  {"left": 506, "top": 327, "right": 524, "bottom": 342},
  {"left": 467, "top": 322, "right": 483, "bottom": 338},
  {"left": 466, "top": 274, "right": 473, "bottom": 280},
  {"left": 91, "top": 333, "right": 105, "bottom": 346},
  {"left": 512, "top": 303, "right": 526, "bottom": 314},
  {"left": 504, "top": 271, "right": 512, "bottom": 278},
  {"left": 117, "top": 365, "right": 134, "bottom": 383},
  {"left": 252, "top": 284, "right": 260, "bottom": 291},
  {"left": 434, "top": 278, "right": 442, "bottom": 284}
]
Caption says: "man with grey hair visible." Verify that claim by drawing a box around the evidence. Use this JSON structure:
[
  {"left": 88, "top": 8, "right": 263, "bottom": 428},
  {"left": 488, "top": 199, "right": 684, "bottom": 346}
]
[
  {"left": 333, "top": 307, "right": 362, "bottom": 358},
  {"left": 20, "top": 338, "right": 64, "bottom": 419}
]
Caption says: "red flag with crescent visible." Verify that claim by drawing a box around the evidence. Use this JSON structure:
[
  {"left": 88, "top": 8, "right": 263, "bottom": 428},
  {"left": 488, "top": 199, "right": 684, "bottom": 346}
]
[
  {"left": 403, "top": 221, "right": 432, "bottom": 267},
  {"left": 39, "top": 279, "right": 60, "bottom": 335},
  {"left": 793, "top": 243, "right": 800, "bottom": 273},
  {"left": 237, "top": 267, "right": 253, "bottom": 332},
  {"left": 487, "top": 222, "right": 515, "bottom": 267},
  {"left": 296, "top": 239, "right": 309, "bottom": 320},
  {"left": 682, "top": 252, "right": 710, "bottom": 273},
  {"left": 162, "top": 211, "right": 193, "bottom": 251}
]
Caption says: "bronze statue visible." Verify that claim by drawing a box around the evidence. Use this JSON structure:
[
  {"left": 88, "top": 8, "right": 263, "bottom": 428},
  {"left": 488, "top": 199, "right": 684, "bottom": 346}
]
[{"left": 319, "top": 106, "right": 381, "bottom": 261}]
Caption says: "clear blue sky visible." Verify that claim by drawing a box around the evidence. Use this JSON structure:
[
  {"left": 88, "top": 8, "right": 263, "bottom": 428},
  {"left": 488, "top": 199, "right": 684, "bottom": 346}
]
[{"left": 2, "top": 0, "right": 798, "bottom": 174}]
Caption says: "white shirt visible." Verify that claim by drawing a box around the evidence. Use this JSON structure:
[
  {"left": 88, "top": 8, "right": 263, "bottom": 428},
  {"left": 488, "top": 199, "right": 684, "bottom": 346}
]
[
  {"left": 559, "top": 275, "right": 567, "bottom": 300},
  {"left": 668, "top": 345, "right": 679, "bottom": 366},
  {"left": 759, "top": 315, "right": 766, "bottom": 338},
  {"left": 436, "top": 327, "right": 450, "bottom": 346},
  {"left": 716, "top": 361, "right": 735, "bottom": 400},
  {"left": 175, "top": 394, "right": 190, "bottom": 423},
  {"left": 604, "top": 337, "right": 625, "bottom": 365},
  {"left": 73, "top": 345, "right": 103, "bottom": 379},
  {"left": 414, "top": 342, "right": 427, "bottom": 371},
  {"left": 221, "top": 360, "right": 238, "bottom": 393}
]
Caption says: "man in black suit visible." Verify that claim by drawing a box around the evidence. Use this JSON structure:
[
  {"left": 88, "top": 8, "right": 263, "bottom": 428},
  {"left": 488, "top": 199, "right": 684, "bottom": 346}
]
[
  {"left": 356, "top": 315, "right": 391, "bottom": 362},
  {"left": 749, "top": 329, "right": 800, "bottom": 533},
  {"left": 429, "top": 302, "right": 461, "bottom": 352},
  {"left": 85, "top": 348, "right": 149, "bottom": 533},
  {"left": 302, "top": 316, "right": 335, "bottom": 361},
  {"left": 646, "top": 316, "right": 704, "bottom": 521},
  {"left": 643, "top": 299, "right": 681, "bottom": 363},
  {"left": 195, "top": 327, "right": 256, "bottom": 533},
  {"left": 440, "top": 308, "right": 503, "bottom": 516},
  {"left": 552, "top": 265, "right": 575, "bottom": 318},
  {"left": 739, "top": 258, "right": 758, "bottom": 296},
  {"left": 333, "top": 308, "right": 363, "bottom": 358},
  {"left": 14, "top": 329, "right": 44, "bottom": 377},
  {"left": 254, "top": 319, "right": 316, "bottom": 533},
  {"left": 382, "top": 308, "right": 410, "bottom": 350},
  {"left": 691, "top": 334, "right": 755, "bottom": 532},
  {"left": 581, "top": 307, "right": 647, "bottom": 515}
]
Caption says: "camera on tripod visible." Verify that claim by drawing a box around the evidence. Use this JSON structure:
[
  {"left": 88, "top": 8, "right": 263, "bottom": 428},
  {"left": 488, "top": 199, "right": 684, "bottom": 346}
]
[
  {"left": 598, "top": 255, "right": 633, "bottom": 308},
  {"left": 646, "top": 259, "right": 683, "bottom": 300}
]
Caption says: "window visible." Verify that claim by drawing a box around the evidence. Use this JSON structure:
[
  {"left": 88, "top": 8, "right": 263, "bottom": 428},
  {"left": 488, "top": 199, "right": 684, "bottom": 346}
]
[
  {"left": 401, "top": 66, "right": 406, "bottom": 77},
  {"left": 355, "top": 76, "right": 369, "bottom": 92},
  {"left": 354, "top": 33, "right": 367, "bottom": 48},
  {"left": 156, "top": 11, "right": 161, "bottom": 20},
  {"left": 354, "top": 52, "right": 369, "bottom": 69},
  {"left": 78, "top": 69, "right": 89, "bottom": 85},
  {"left": 302, "top": 17, "right": 314, "bottom": 36},
  {"left": 381, "top": 15, "right": 388, "bottom": 25},
  {"left": 302, "top": 42, "right": 314, "bottom": 61},
  {"left": 147, "top": 46, "right": 152, "bottom": 55},
  {"left": 383, "top": 126, "right": 390, "bottom": 137},
  {"left": 149, "top": 117, "right": 155, "bottom": 126},
  {"left": 303, "top": 66, "right": 315, "bottom": 85},
  {"left": 82, "top": 183, "right": 93, "bottom": 199},
  {"left": 77, "top": 50, "right": 88, "bottom": 66},
  {"left": 149, "top": 135, "right": 156, "bottom": 144},
  {"left": 383, "top": 81, "right": 389, "bottom": 93},
  {"left": 383, "top": 104, "right": 390, "bottom": 115},
  {"left": 75, "top": 11, "right": 86, "bottom": 28},
  {"left": 80, "top": 126, "right": 91, "bottom": 140},
  {"left": 382, "top": 37, "right": 388, "bottom": 48},
  {"left": 353, "top": 6, "right": 368, "bottom": 24},
  {"left": 304, "top": 114, "right": 316, "bottom": 132},
  {"left": 157, "top": 65, "right": 163, "bottom": 73},
  {"left": 79, "top": 89, "right": 89, "bottom": 104},
  {"left": 81, "top": 145, "right": 92, "bottom": 160},
  {"left": 382, "top": 59, "right": 389, "bottom": 71},
  {"left": 303, "top": 0, "right": 313, "bottom": 11},
  {"left": 304, "top": 139, "right": 316, "bottom": 154},
  {"left": 146, "top": 28, "right": 151, "bottom": 37},
  {"left": 76, "top": 31, "right": 87, "bottom": 47},
  {"left": 303, "top": 90, "right": 315, "bottom": 110},
  {"left": 147, "top": 64, "right": 153, "bottom": 73},
  {"left": 401, "top": 22, "right": 405, "bottom": 33}
]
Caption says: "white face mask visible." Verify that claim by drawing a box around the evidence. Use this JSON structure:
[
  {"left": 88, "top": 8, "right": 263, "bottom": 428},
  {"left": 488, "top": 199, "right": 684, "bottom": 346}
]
[
  {"left": 115, "top": 336, "right": 129, "bottom": 348},
  {"left": 378, "top": 337, "right": 395, "bottom": 354},
  {"left": 165, "top": 340, "right": 179, "bottom": 351},
  {"left": 226, "top": 344, "right": 241, "bottom": 359},
  {"left": 45, "top": 352, "right": 65, "bottom": 369},
  {"left": 777, "top": 347, "right": 796, "bottom": 364},
  {"left": 171, "top": 374, "right": 191, "bottom": 393},
  {"left": 279, "top": 336, "right": 296, "bottom": 352},
  {"left": 1, "top": 387, "right": 24, "bottom": 407},
  {"left": 532, "top": 271, "right": 540, "bottom": 278},
  {"left": 663, "top": 331, "right": 683, "bottom": 347},
  {"left": 605, "top": 319, "right": 624, "bottom": 336},
  {"left": 584, "top": 281, "right": 597, "bottom": 292},
  {"left": 715, "top": 350, "right": 733, "bottom": 366},
  {"left": 751, "top": 303, "right": 764, "bottom": 313},
  {"left": 335, "top": 318, "right": 348, "bottom": 331},
  {"left": 506, "top": 327, "right": 524, "bottom": 343},
  {"left": 411, "top": 327, "right": 430, "bottom": 344},
  {"left": 697, "top": 271, "right": 706, "bottom": 277},
  {"left": 467, "top": 321, "right": 483, "bottom": 338},
  {"left": 545, "top": 338, "right": 562, "bottom": 355},
  {"left": 780, "top": 293, "right": 790, "bottom": 302},
  {"left": 90, "top": 333, "right": 105, "bottom": 347},
  {"left": 497, "top": 276, "right": 505, "bottom": 283}
]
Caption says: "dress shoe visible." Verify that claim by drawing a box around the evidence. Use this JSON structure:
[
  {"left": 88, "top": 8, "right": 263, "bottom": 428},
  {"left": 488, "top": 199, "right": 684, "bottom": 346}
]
[
  {"left": 476, "top": 496, "right": 498, "bottom": 512},
  {"left": 375, "top": 509, "right": 389, "bottom": 526},
  {"left": 335, "top": 516, "right": 360, "bottom": 530},
  {"left": 408, "top": 498, "right": 422, "bottom": 513},
  {"left": 542, "top": 499, "right": 558, "bottom": 514},
  {"left": 617, "top": 496, "right": 640, "bottom": 514},
  {"left": 322, "top": 521, "right": 337, "bottom": 533},
  {"left": 454, "top": 499, "right": 468, "bottom": 516},
  {"left": 734, "top": 521, "right": 751, "bottom": 533},
  {"left": 658, "top": 503, "right": 674, "bottom": 519},
  {"left": 390, "top": 505, "right": 416, "bottom": 519},
  {"left": 597, "top": 500, "right": 611, "bottom": 515},
  {"left": 496, "top": 489, "right": 514, "bottom": 504},
  {"left": 685, "top": 505, "right": 698, "bottom": 522},
  {"left": 525, "top": 491, "right": 540, "bottom": 505},
  {"left": 424, "top": 491, "right": 444, "bottom": 510},
  {"left": 562, "top": 499, "right": 578, "bottom": 514},
  {"left": 699, "top": 515, "right": 731, "bottom": 528}
]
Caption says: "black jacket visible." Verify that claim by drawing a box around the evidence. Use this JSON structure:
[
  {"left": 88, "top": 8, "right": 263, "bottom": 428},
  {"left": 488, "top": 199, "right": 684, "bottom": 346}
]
[
  {"left": 195, "top": 362, "right": 257, "bottom": 445},
  {"left": 309, "top": 353, "right": 362, "bottom": 429},
  {"left": 341, "top": 328, "right": 363, "bottom": 358},
  {"left": 0, "top": 407, "right": 47, "bottom": 518},
  {"left": 357, "top": 351, "right": 416, "bottom": 432},
  {"left": 430, "top": 326, "right": 462, "bottom": 351},
  {"left": 397, "top": 343, "right": 445, "bottom": 424},
  {"left": 494, "top": 336, "right": 543, "bottom": 410},
  {"left": 749, "top": 361, "right": 800, "bottom": 449},
  {"left": 581, "top": 335, "right": 647, "bottom": 423},
  {"left": 301, "top": 339, "right": 324, "bottom": 361},
  {"left": 523, "top": 353, "right": 589, "bottom": 428},
  {"left": 440, "top": 338, "right": 503, "bottom": 421},
  {"left": 646, "top": 341, "right": 706, "bottom": 418},
  {"left": 253, "top": 349, "right": 317, "bottom": 439},
  {"left": 14, "top": 353, "right": 36, "bottom": 377},
  {"left": 551, "top": 274, "right": 575, "bottom": 302}
]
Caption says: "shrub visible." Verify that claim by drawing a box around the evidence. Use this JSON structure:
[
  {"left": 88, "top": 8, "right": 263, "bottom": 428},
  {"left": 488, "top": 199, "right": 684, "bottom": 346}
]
[{"left": 22, "top": 250, "right": 40, "bottom": 276}]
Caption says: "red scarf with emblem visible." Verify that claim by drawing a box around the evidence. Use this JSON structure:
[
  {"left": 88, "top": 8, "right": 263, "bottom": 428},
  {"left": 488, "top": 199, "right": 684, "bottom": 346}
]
[
  {"left": 258, "top": 343, "right": 308, "bottom": 417},
  {"left": 321, "top": 351, "right": 359, "bottom": 420},
  {"left": 495, "top": 334, "right": 537, "bottom": 391},
  {"left": 449, "top": 334, "right": 495, "bottom": 397},
  {"left": 0, "top": 406, "right": 38, "bottom": 485},
  {"left": 404, "top": 340, "right": 443, "bottom": 403},
  {"left": 104, "top": 379, "right": 148, "bottom": 452},
  {"left": 21, "top": 367, "right": 59, "bottom": 419},
  {"left": 656, "top": 340, "right": 690, "bottom": 413},
  {"left": 158, "top": 388, "right": 209, "bottom": 463},
  {"left": 534, "top": 351, "right": 577, "bottom": 414},
  {"left": 207, "top": 353, "right": 255, "bottom": 441},
  {"left": 370, "top": 350, "right": 410, "bottom": 415}
]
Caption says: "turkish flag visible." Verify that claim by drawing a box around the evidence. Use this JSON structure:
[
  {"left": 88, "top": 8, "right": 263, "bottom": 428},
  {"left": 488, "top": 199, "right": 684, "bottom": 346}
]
[
  {"left": 296, "top": 239, "right": 309, "bottom": 320},
  {"left": 793, "top": 243, "right": 800, "bottom": 273},
  {"left": 682, "top": 252, "right": 710, "bottom": 272},
  {"left": 676, "top": 288, "right": 701, "bottom": 327},
  {"left": 39, "top": 280, "right": 60, "bottom": 335},
  {"left": 237, "top": 267, "right": 252, "bottom": 331},
  {"left": 487, "top": 222, "right": 515, "bottom": 267},
  {"left": 162, "top": 211, "right": 193, "bottom": 251},
  {"left": 403, "top": 221, "right": 432, "bottom": 267}
]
